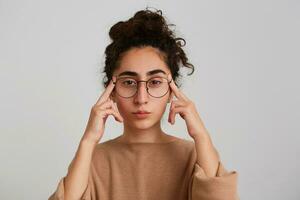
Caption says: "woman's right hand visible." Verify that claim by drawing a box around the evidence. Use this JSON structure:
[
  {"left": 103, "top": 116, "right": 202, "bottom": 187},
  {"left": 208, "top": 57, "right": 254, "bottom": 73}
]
[{"left": 81, "top": 76, "right": 123, "bottom": 146}]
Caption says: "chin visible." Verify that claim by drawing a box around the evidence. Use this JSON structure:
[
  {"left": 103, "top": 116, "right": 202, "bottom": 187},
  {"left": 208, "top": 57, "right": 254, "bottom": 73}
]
[
  {"left": 127, "top": 118, "right": 157, "bottom": 130},
  {"left": 132, "top": 120, "right": 152, "bottom": 130}
]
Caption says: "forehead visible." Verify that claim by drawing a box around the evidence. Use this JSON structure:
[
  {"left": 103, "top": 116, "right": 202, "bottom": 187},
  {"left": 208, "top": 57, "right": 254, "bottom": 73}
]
[{"left": 115, "top": 46, "right": 170, "bottom": 77}]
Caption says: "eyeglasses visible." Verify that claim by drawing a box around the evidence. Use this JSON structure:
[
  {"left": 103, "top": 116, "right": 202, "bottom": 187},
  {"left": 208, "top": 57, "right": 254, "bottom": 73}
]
[{"left": 112, "top": 76, "right": 172, "bottom": 98}]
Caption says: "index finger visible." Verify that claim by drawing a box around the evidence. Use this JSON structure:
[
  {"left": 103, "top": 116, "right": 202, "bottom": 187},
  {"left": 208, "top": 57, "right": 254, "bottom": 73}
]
[
  {"left": 167, "top": 74, "right": 188, "bottom": 101},
  {"left": 95, "top": 76, "right": 116, "bottom": 105}
]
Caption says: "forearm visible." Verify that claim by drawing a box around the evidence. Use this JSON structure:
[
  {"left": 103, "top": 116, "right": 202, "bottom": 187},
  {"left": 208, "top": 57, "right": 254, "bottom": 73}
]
[
  {"left": 193, "top": 130, "right": 220, "bottom": 178},
  {"left": 64, "top": 137, "right": 96, "bottom": 200}
]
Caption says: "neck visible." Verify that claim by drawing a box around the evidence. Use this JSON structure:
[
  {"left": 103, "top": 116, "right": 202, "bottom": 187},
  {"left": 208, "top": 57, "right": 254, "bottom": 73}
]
[{"left": 120, "top": 120, "right": 167, "bottom": 143}]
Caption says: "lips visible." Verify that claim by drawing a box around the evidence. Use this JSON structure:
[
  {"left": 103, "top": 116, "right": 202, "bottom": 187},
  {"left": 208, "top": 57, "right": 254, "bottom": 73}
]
[
  {"left": 133, "top": 110, "right": 150, "bottom": 114},
  {"left": 132, "top": 109, "right": 151, "bottom": 120}
]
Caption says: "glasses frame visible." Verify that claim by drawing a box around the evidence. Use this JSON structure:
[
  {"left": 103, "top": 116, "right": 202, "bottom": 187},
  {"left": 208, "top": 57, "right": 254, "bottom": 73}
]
[{"left": 112, "top": 76, "right": 173, "bottom": 98}]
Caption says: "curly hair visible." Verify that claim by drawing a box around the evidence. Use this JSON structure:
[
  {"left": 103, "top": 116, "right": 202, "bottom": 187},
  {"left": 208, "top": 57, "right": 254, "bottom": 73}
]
[{"left": 101, "top": 7, "right": 194, "bottom": 88}]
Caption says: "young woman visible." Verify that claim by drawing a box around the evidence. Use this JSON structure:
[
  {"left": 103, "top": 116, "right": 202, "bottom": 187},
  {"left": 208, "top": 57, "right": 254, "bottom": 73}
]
[{"left": 49, "top": 8, "right": 239, "bottom": 200}]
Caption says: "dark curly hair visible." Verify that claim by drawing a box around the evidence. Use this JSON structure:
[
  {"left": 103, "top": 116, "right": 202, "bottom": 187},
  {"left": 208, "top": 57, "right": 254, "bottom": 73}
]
[{"left": 101, "top": 7, "right": 194, "bottom": 88}]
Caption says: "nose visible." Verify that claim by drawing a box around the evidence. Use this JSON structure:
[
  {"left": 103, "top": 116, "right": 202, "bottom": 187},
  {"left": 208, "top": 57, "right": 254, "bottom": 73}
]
[{"left": 134, "top": 81, "right": 149, "bottom": 104}]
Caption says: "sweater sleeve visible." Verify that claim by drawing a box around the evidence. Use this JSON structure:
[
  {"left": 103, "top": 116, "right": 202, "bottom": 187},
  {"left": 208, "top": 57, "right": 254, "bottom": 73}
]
[{"left": 188, "top": 161, "right": 239, "bottom": 200}]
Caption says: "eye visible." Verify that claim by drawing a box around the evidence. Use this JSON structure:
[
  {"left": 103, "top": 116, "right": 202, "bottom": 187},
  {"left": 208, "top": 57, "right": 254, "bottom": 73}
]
[
  {"left": 121, "top": 79, "right": 137, "bottom": 86},
  {"left": 150, "top": 80, "right": 162, "bottom": 85},
  {"left": 148, "top": 78, "right": 163, "bottom": 87}
]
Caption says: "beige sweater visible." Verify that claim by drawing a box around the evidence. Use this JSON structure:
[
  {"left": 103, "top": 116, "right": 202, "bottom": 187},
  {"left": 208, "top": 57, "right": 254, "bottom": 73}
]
[{"left": 48, "top": 136, "right": 239, "bottom": 200}]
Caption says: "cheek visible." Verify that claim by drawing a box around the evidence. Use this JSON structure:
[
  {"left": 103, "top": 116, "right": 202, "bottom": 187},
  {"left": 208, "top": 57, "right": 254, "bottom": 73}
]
[
  {"left": 153, "top": 99, "right": 169, "bottom": 115},
  {"left": 114, "top": 97, "right": 136, "bottom": 118},
  {"left": 115, "top": 101, "right": 129, "bottom": 116}
]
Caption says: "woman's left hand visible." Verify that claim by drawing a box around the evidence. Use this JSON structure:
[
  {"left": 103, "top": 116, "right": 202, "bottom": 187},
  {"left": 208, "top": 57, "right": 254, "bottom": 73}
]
[{"left": 167, "top": 74, "right": 208, "bottom": 139}]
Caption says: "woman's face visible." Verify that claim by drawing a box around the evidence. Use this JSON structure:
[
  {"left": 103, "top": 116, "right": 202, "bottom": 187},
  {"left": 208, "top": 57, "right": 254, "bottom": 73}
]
[{"left": 110, "top": 46, "right": 174, "bottom": 130}]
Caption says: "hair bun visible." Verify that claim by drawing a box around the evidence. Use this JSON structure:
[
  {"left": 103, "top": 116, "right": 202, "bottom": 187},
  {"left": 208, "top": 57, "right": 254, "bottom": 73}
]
[{"left": 109, "top": 9, "right": 173, "bottom": 41}]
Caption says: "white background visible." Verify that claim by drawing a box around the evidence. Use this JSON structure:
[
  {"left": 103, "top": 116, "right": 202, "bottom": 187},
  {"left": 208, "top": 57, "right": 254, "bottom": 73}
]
[{"left": 1, "top": 0, "right": 299, "bottom": 199}]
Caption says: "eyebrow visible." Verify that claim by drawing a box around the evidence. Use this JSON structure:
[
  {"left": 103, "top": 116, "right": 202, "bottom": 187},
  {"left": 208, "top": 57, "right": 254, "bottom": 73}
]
[{"left": 117, "top": 69, "right": 167, "bottom": 77}]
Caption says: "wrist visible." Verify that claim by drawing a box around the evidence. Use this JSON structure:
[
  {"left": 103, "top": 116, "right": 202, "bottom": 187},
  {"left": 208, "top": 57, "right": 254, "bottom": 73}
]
[
  {"left": 80, "top": 137, "right": 98, "bottom": 149},
  {"left": 192, "top": 132, "right": 210, "bottom": 143}
]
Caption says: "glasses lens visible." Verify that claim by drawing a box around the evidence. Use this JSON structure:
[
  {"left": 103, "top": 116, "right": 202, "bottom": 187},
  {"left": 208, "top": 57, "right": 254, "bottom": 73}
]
[
  {"left": 147, "top": 77, "right": 169, "bottom": 97},
  {"left": 115, "top": 77, "right": 137, "bottom": 98},
  {"left": 115, "top": 77, "right": 169, "bottom": 98}
]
